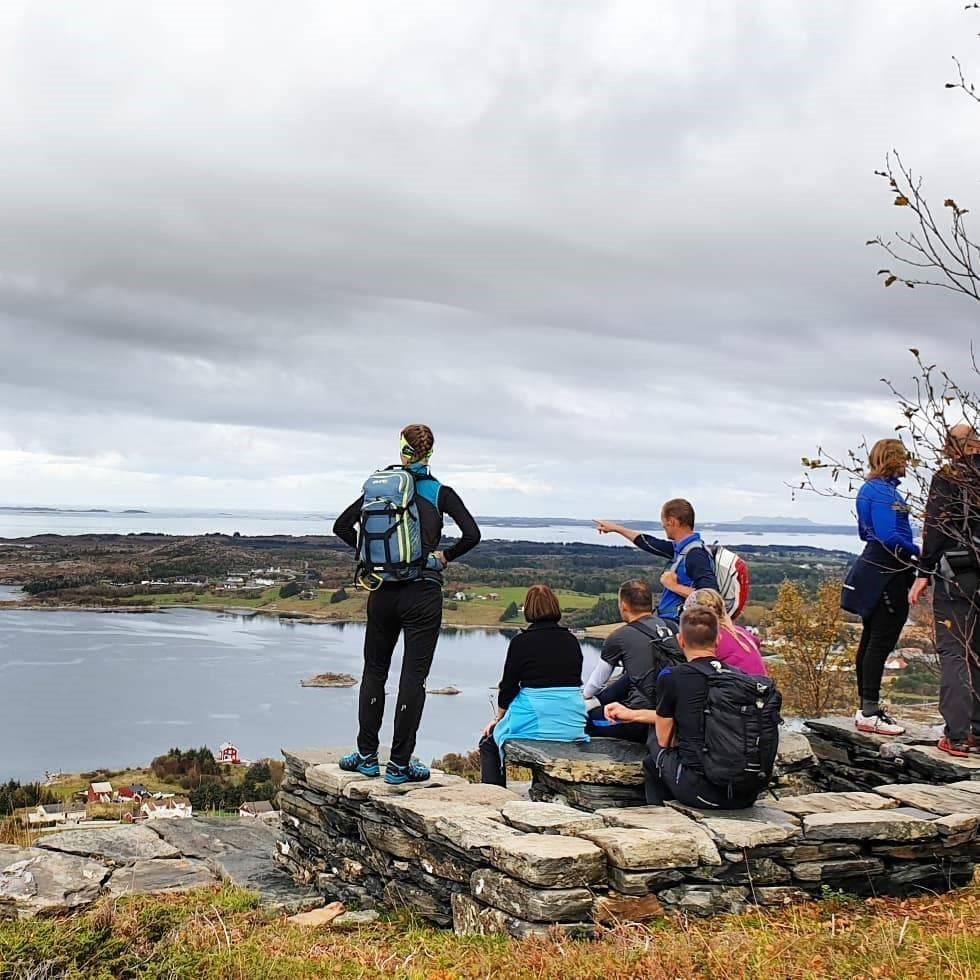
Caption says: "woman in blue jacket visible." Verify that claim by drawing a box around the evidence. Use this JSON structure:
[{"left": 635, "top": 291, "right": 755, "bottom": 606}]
[{"left": 841, "top": 439, "right": 920, "bottom": 736}]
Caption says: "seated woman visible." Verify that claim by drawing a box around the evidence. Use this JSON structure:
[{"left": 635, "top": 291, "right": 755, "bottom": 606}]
[
  {"left": 480, "top": 584, "right": 588, "bottom": 786},
  {"left": 683, "top": 588, "right": 768, "bottom": 675}
]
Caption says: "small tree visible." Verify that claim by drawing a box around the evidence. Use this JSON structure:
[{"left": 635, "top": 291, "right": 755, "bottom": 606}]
[
  {"left": 279, "top": 581, "right": 301, "bottom": 599},
  {"left": 329, "top": 588, "right": 348, "bottom": 604},
  {"left": 499, "top": 601, "right": 519, "bottom": 622},
  {"left": 767, "top": 580, "right": 853, "bottom": 718}
]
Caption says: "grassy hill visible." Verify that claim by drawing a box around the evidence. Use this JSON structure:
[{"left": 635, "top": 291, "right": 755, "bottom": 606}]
[{"left": 0, "top": 881, "right": 977, "bottom": 978}]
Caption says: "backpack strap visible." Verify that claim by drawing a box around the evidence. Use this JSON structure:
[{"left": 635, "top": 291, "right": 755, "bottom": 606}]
[{"left": 672, "top": 537, "right": 707, "bottom": 572}]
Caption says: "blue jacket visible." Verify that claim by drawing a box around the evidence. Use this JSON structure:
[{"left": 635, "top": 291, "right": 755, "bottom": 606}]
[
  {"left": 635, "top": 531, "right": 719, "bottom": 621},
  {"left": 856, "top": 477, "right": 919, "bottom": 562},
  {"left": 842, "top": 477, "right": 919, "bottom": 617}
]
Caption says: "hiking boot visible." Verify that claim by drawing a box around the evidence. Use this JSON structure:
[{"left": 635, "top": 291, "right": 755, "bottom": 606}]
[
  {"left": 937, "top": 736, "right": 970, "bottom": 759},
  {"left": 384, "top": 759, "right": 430, "bottom": 785},
  {"left": 967, "top": 734, "right": 980, "bottom": 755},
  {"left": 338, "top": 750, "right": 380, "bottom": 777},
  {"left": 854, "top": 709, "right": 905, "bottom": 736}
]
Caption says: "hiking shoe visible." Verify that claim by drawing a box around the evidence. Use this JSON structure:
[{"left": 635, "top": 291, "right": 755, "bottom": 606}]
[
  {"left": 967, "top": 734, "right": 980, "bottom": 755},
  {"left": 937, "top": 736, "right": 970, "bottom": 759},
  {"left": 854, "top": 709, "right": 905, "bottom": 736},
  {"left": 338, "top": 750, "right": 380, "bottom": 777},
  {"left": 384, "top": 759, "right": 430, "bottom": 785}
]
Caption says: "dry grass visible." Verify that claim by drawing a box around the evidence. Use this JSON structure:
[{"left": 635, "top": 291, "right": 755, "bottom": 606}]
[{"left": 1, "top": 881, "right": 978, "bottom": 979}]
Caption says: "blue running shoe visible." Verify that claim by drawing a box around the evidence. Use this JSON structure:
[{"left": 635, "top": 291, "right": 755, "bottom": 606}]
[
  {"left": 384, "top": 759, "right": 430, "bottom": 785},
  {"left": 338, "top": 750, "right": 380, "bottom": 777}
]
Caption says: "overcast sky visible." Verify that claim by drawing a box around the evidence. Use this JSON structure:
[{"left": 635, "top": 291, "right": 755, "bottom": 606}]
[{"left": 0, "top": 1, "right": 977, "bottom": 522}]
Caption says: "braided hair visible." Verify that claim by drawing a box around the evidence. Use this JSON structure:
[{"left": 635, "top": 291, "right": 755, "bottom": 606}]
[{"left": 400, "top": 424, "right": 435, "bottom": 462}]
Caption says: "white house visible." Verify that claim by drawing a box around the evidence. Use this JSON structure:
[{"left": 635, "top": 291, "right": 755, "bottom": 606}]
[
  {"left": 452, "top": 592, "right": 466, "bottom": 602},
  {"left": 141, "top": 798, "right": 193, "bottom": 821},
  {"left": 27, "top": 803, "right": 86, "bottom": 827}
]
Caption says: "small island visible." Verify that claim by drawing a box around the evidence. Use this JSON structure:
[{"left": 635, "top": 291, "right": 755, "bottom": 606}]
[
  {"left": 301, "top": 672, "right": 358, "bottom": 688},
  {"left": 428, "top": 685, "right": 461, "bottom": 695}
]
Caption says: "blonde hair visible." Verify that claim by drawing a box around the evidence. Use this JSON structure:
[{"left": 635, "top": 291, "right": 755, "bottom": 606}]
[
  {"left": 684, "top": 588, "right": 754, "bottom": 653},
  {"left": 867, "top": 439, "right": 908, "bottom": 481}
]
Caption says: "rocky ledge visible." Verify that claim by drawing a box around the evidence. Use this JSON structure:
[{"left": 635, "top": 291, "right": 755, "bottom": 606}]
[
  {"left": 803, "top": 717, "right": 980, "bottom": 791},
  {"left": 276, "top": 743, "right": 980, "bottom": 938},
  {"left": 505, "top": 732, "right": 821, "bottom": 810},
  {"left": 1, "top": 819, "right": 317, "bottom": 920}
]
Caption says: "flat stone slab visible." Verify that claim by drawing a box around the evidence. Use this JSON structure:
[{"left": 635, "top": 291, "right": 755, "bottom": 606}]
[
  {"left": 592, "top": 891, "right": 664, "bottom": 923},
  {"left": 874, "top": 783, "right": 980, "bottom": 815},
  {"left": 148, "top": 817, "right": 277, "bottom": 860},
  {"left": 803, "top": 810, "right": 939, "bottom": 842},
  {"left": 282, "top": 746, "right": 390, "bottom": 772},
  {"left": 596, "top": 807, "right": 722, "bottom": 865},
  {"left": 899, "top": 746, "right": 980, "bottom": 780},
  {"left": 433, "top": 814, "right": 524, "bottom": 855},
  {"left": 376, "top": 797, "right": 507, "bottom": 836},
  {"left": 506, "top": 739, "right": 647, "bottom": 785},
  {"left": 952, "top": 781, "right": 980, "bottom": 795},
  {"left": 667, "top": 804, "right": 799, "bottom": 848},
  {"left": 767, "top": 792, "right": 900, "bottom": 816},
  {"left": 792, "top": 858, "right": 884, "bottom": 883},
  {"left": 776, "top": 731, "right": 817, "bottom": 768},
  {"left": 107, "top": 858, "right": 218, "bottom": 896},
  {"left": 344, "top": 773, "right": 469, "bottom": 801},
  {"left": 451, "top": 892, "right": 594, "bottom": 940},
  {"left": 579, "top": 827, "right": 700, "bottom": 870},
  {"left": 38, "top": 826, "right": 180, "bottom": 865},
  {"left": 500, "top": 802, "right": 604, "bottom": 836},
  {"left": 805, "top": 717, "right": 938, "bottom": 748},
  {"left": 658, "top": 884, "right": 748, "bottom": 916},
  {"left": 149, "top": 818, "right": 318, "bottom": 911},
  {"left": 489, "top": 833, "right": 606, "bottom": 888},
  {"left": 471, "top": 868, "right": 593, "bottom": 922},
  {"left": 0, "top": 845, "right": 108, "bottom": 919}
]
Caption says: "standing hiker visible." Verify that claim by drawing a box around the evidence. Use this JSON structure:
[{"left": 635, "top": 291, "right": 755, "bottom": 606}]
[
  {"left": 842, "top": 438, "right": 919, "bottom": 736},
  {"left": 594, "top": 499, "right": 720, "bottom": 623},
  {"left": 332, "top": 424, "right": 481, "bottom": 784},
  {"left": 910, "top": 424, "right": 980, "bottom": 757}
]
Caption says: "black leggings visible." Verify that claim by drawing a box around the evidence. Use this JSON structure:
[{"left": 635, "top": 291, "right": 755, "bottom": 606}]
[
  {"left": 357, "top": 579, "right": 442, "bottom": 765},
  {"left": 643, "top": 747, "right": 757, "bottom": 809},
  {"left": 855, "top": 574, "right": 909, "bottom": 707},
  {"left": 480, "top": 734, "right": 506, "bottom": 786}
]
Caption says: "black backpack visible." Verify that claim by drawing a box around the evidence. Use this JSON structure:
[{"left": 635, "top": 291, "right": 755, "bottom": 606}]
[
  {"left": 694, "top": 659, "right": 782, "bottom": 792},
  {"left": 626, "top": 619, "right": 685, "bottom": 707}
]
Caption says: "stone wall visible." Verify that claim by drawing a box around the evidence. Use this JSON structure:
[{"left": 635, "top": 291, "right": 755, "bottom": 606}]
[
  {"left": 276, "top": 742, "right": 980, "bottom": 938},
  {"left": 804, "top": 717, "right": 980, "bottom": 791}
]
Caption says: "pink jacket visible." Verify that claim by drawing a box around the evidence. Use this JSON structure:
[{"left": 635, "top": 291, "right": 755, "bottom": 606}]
[{"left": 716, "top": 626, "right": 768, "bottom": 676}]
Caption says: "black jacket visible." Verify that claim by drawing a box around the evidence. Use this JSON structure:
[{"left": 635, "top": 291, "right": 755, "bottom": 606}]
[
  {"left": 918, "top": 456, "right": 980, "bottom": 579},
  {"left": 497, "top": 621, "right": 584, "bottom": 710}
]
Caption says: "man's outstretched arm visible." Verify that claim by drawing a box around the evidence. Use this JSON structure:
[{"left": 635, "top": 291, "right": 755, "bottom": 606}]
[{"left": 594, "top": 520, "right": 673, "bottom": 559}]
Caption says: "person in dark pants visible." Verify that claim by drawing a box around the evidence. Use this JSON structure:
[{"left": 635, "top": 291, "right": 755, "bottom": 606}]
[
  {"left": 842, "top": 439, "right": 919, "bottom": 736},
  {"left": 605, "top": 606, "right": 759, "bottom": 809},
  {"left": 594, "top": 499, "right": 719, "bottom": 624},
  {"left": 332, "top": 424, "right": 481, "bottom": 784},
  {"left": 910, "top": 424, "right": 980, "bottom": 758},
  {"left": 582, "top": 579, "right": 679, "bottom": 743},
  {"left": 480, "top": 585, "right": 587, "bottom": 786}
]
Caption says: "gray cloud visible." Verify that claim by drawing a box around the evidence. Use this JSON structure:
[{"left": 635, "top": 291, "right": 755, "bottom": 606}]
[{"left": 0, "top": 1, "right": 977, "bottom": 521}]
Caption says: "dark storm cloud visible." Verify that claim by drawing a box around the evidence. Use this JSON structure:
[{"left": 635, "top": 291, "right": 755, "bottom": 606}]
[{"left": 0, "top": 1, "right": 976, "bottom": 518}]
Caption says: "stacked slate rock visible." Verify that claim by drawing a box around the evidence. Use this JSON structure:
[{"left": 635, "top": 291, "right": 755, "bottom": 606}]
[
  {"left": 278, "top": 745, "right": 980, "bottom": 937},
  {"left": 804, "top": 717, "right": 980, "bottom": 791},
  {"left": 507, "top": 733, "right": 821, "bottom": 811}
]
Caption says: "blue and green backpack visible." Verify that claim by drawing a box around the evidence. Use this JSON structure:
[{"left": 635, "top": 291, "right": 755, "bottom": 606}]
[{"left": 355, "top": 466, "right": 425, "bottom": 589}]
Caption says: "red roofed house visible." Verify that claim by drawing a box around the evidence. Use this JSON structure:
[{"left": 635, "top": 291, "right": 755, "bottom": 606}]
[
  {"left": 87, "top": 781, "right": 113, "bottom": 803},
  {"left": 219, "top": 742, "right": 241, "bottom": 765}
]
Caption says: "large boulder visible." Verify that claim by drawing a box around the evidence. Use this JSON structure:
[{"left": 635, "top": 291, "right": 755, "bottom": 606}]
[
  {"left": 38, "top": 826, "right": 179, "bottom": 866},
  {"left": 0, "top": 845, "right": 108, "bottom": 919}
]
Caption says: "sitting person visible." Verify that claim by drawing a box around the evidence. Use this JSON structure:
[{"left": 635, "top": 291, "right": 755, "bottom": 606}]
[
  {"left": 480, "top": 584, "right": 588, "bottom": 786},
  {"left": 605, "top": 606, "right": 771, "bottom": 809},
  {"left": 594, "top": 498, "right": 719, "bottom": 624},
  {"left": 683, "top": 588, "right": 767, "bottom": 675},
  {"left": 582, "top": 579, "right": 681, "bottom": 743}
]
